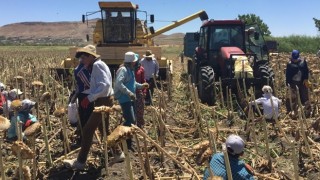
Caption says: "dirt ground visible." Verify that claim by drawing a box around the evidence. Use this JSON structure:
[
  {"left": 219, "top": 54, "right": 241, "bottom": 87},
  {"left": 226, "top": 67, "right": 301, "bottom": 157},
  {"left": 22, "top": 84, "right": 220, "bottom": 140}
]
[{"left": 1, "top": 50, "right": 320, "bottom": 180}]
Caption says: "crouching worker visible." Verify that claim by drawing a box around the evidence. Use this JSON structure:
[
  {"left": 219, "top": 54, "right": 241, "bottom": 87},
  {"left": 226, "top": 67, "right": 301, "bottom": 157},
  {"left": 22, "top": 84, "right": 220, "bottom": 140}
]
[
  {"left": 114, "top": 52, "right": 149, "bottom": 150},
  {"left": 249, "top": 85, "right": 281, "bottom": 122},
  {"left": 7, "top": 99, "right": 37, "bottom": 141},
  {"left": 203, "top": 134, "right": 254, "bottom": 180}
]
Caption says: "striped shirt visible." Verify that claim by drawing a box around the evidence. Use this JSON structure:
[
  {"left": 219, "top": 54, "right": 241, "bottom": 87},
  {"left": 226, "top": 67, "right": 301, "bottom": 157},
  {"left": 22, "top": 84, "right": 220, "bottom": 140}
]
[{"left": 74, "top": 63, "right": 91, "bottom": 94}]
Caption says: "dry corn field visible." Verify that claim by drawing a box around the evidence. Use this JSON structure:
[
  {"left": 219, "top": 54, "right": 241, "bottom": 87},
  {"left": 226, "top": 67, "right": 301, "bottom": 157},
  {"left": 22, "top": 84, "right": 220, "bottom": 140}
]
[{"left": 0, "top": 46, "right": 320, "bottom": 180}]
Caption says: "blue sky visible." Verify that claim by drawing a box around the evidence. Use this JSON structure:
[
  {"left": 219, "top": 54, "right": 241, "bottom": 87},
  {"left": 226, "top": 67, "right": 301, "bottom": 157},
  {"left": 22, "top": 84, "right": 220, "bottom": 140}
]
[{"left": 1, "top": 0, "right": 319, "bottom": 37}]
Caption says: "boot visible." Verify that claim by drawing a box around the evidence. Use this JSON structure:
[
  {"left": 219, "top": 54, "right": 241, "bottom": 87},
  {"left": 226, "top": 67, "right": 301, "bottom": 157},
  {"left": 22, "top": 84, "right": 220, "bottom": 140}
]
[{"left": 126, "top": 138, "right": 135, "bottom": 152}]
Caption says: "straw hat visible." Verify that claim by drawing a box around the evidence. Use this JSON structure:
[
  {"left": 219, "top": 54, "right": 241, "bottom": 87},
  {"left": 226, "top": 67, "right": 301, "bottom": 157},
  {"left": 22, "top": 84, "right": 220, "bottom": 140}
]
[
  {"left": 143, "top": 50, "right": 154, "bottom": 58},
  {"left": 9, "top": 89, "right": 23, "bottom": 99},
  {"left": 75, "top": 44, "right": 99, "bottom": 58}
]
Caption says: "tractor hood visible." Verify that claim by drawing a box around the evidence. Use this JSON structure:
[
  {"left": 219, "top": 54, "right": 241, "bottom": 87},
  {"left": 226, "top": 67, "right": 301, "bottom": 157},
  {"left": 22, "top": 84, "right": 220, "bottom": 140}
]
[{"left": 221, "top": 47, "right": 244, "bottom": 59}]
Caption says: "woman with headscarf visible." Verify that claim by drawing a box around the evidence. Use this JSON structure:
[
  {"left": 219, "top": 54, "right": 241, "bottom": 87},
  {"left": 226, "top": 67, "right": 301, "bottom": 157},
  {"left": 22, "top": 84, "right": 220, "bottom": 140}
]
[
  {"left": 114, "top": 52, "right": 149, "bottom": 150},
  {"left": 134, "top": 54, "right": 147, "bottom": 128},
  {"left": 7, "top": 99, "right": 37, "bottom": 141}
]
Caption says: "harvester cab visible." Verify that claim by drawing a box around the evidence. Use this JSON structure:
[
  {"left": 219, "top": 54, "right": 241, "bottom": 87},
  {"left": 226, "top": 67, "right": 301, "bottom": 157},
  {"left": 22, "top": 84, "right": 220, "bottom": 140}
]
[{"left": 188, "top": 20, "right": 274, "bottom": 105}]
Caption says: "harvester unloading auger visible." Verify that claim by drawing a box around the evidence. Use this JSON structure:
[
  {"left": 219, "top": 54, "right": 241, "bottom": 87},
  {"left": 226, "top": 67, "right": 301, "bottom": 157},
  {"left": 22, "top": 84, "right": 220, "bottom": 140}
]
[{"left": 56, "top": 1, "right": 208, "bottom": 86}]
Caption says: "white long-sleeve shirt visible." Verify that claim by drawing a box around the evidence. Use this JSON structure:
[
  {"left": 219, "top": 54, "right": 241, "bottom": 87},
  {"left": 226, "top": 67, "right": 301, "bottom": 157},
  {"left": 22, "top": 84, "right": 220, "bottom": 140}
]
[
  {"left": 140, "top": 57, "right": 159, "bottom": 80},
  {"left": 87, "top": 59, "right": 113, "bottom": 102},
  {"left": 249, "top": 94, "right": 281, "bottom": 119}
]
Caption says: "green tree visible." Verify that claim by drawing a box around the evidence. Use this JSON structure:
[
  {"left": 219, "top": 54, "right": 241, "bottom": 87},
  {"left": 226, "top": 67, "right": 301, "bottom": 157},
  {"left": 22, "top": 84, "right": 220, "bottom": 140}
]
[
  {"left": 238, "top": 14, "right": 271, "bottom": 36},
  {"left": 313, "top": 18, "right": 320, "bottom": 31}
]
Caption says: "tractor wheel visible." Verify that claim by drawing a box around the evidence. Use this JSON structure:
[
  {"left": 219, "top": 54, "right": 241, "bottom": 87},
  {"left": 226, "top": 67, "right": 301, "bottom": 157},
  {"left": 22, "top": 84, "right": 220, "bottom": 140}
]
[
  {"left": 198, "top": 66, "right": 215, "bottom": 105},
  {"left": 256, "top": 64, "right": 275, "bottom": 96}
]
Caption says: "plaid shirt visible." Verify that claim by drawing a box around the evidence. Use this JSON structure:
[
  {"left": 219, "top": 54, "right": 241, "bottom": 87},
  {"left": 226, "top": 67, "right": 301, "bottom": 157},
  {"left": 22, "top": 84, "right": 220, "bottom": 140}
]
[{"left": 203, "top": 153, "right": 254, "bottom": 180}]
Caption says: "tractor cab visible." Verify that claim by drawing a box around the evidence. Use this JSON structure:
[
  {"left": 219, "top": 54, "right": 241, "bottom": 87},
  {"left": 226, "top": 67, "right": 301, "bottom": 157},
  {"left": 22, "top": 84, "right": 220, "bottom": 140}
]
[
  {"left": 96, "top": 2, "right": 138, "bottom": 44},
  {"left": 245, "top": 24, "right": 269, "bottom": 64}
]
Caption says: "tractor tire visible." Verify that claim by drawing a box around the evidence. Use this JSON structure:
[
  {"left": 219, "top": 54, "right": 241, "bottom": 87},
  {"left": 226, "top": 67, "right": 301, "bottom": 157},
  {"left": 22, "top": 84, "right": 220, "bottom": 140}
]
[
  {"left": 255, "top": 64, "right": 275, "bottom": 97},
  {"left": 198, "top": 66, "right": 215, "bottom": 106}
]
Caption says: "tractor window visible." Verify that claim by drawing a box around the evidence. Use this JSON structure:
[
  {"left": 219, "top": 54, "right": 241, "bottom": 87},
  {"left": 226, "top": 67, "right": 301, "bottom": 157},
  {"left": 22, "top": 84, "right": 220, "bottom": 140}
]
[
  {"left": 199, "top": 27, "right": 208, "bottom": 51},
  {"left": 102, "top": 8, "right": 135, "bottom": 43},
  {"left": 209, "top": 26, "right": 244, "bottom": 51},
  {"left": 210, "top": 28, "right": 229, "bottom": 50},
  {"left": 245, "top": 25, "right": 269, "bottom": 61}
]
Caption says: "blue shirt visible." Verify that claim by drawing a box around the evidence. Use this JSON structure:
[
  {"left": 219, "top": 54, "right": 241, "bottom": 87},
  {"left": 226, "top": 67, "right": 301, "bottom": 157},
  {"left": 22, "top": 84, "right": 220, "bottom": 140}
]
[
  {"left": 114, "top": 65, "right": 142, "bottom": 104},
  {"left": 203, "top": 153, "right": 254, "bottom": 180},
  {"left": 8, "top": 112, "right": 37, "bottom": 138},
  {"left": 74, "top": 63, "right": 91, "bottom": 94}
]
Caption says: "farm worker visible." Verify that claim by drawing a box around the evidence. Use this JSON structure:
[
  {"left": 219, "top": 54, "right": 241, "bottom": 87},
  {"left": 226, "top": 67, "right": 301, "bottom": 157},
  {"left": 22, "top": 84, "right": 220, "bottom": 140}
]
[
  {"left": 317, "top": 49, "right": 320, "bottom": 57},
  {"left": 203, "top": 134, "right": 254, "bottom": 180},
  {"left": 7, "top": 99, "right": 37, "bottom": 141},
  {"left": 249, "top": 85, "right": 281, "bottom": 122},
  {"left": 140, "top": 50, "right": 159, "bottom": 105},
  {"left": 285, "top": 50, "right": 310, "bottom": 114},
  {"left": 70, "top": 59, "right": 93, "bottom": 146},
  {"left": 114, "top": 52, "right": 149, "bottom": 150},
  {"left": 0, "top": 82, "right": 6, "bottom": 115},
  {"left": 64, "top": 44, "right": 123, "bottom": 170},
  {"left": 134, "top": 53, "right": 147, "bottom": 128},
  {"left": 3, "top": 88, "right": 23, "bottom": 119}
]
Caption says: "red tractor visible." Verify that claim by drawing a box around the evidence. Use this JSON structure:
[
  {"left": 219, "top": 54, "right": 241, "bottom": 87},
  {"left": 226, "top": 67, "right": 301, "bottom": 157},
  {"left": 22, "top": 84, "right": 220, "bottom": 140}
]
[{"left": 188, "top": 20, "right": 274, "bottom": 105}]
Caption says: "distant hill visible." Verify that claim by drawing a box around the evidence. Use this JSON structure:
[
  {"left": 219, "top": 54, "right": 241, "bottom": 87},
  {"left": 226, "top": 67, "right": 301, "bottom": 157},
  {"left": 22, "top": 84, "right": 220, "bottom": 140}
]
[{"left": 0, "top": 20, "right": 184, "bottom": 45}]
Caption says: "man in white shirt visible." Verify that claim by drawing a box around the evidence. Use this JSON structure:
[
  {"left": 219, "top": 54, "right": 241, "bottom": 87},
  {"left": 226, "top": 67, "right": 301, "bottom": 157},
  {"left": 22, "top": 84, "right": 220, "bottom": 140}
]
[
  {"left": 64, "top": 45, "right": 124, "bottom": 170},
  {"left": 140, "top": 50, "right": 159, "bottom": 105},
  {"left": 249, "top": 85, "right": 281, "bottom": 121}
]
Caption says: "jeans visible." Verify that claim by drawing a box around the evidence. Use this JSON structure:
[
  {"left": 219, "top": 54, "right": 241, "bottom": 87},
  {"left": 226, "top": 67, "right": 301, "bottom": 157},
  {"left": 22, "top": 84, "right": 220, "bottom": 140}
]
[
  {"left": 120, "top": 101, "right": 136, "bottom": 127},
  {"left": 286, "top": 81, "right": 309, "bottom": 113},
  {"left": 77, "top": 96, "right": 120, "bottom": 163},
  {"left": 76, "top": 93, "right": 94, "bottom": 142}
]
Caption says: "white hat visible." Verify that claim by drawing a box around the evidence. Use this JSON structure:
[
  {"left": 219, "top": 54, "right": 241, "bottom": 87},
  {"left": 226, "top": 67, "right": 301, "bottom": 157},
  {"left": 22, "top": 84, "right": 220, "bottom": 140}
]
[
  {"left": 226, "top": 134, "right": 245, "bottom": 155},
  {"left": 0, "top": 83, "right": 5, "bottom": 90},
  {"left": 262, "top": 85, "right": 273, "bottom": 94},
  {"left": 9, "top": 89, "right": 23, "bottom": 99},
  {"left": 124, "top": 52, "right": 138, "bottom": 63}
]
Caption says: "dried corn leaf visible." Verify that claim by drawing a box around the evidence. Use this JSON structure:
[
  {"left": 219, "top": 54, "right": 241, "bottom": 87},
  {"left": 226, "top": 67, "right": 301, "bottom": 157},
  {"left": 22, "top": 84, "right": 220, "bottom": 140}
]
[{"left": 11, "top": 141, "right": 34, "bottom": 159}]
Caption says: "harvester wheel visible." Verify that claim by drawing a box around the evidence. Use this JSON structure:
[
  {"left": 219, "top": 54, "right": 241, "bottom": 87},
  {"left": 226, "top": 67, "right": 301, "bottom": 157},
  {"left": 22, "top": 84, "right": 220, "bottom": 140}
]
[{"left": 198, "top": 66, "right": 215, "bottom": 105}]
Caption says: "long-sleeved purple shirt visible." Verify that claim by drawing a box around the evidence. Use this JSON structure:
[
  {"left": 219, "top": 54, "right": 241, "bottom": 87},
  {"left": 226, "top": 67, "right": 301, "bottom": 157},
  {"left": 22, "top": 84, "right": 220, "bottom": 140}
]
[{"left": 140, "top": 57, "right": 159, "bottom": 80}]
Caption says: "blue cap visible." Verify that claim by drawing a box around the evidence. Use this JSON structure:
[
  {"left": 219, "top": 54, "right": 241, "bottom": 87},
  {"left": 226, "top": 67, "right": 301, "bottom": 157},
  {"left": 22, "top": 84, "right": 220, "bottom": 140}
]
[{"left": 291, "top": 50, "right": 300, "bottom": 60}]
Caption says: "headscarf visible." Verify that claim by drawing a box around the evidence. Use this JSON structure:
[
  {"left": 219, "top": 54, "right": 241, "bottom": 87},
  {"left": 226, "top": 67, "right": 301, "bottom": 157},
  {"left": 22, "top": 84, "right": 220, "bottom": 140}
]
[{"left": 19, "top": 99, "right": 36, "bottom": 113}]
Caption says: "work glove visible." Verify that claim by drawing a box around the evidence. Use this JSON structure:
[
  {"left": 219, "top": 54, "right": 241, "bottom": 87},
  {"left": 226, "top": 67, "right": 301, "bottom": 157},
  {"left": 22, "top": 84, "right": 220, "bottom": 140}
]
[
  {"left": 129, "top": 92, "right": 136, "bottom": 101},
  {"left": 245, "top": 163, "right": 254, "bottom": 175},
  {"left": 303, "top": 79, "right": 312, "bottom": 88},
  {"left": 81, "top": 97, "right": 90, "bottom": 109},
  {"left": 25, "top": 119, "right": 33, "bottom": 127},
  {"left": 142, "top": 83, "right": 149, "bottom": 89}
]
